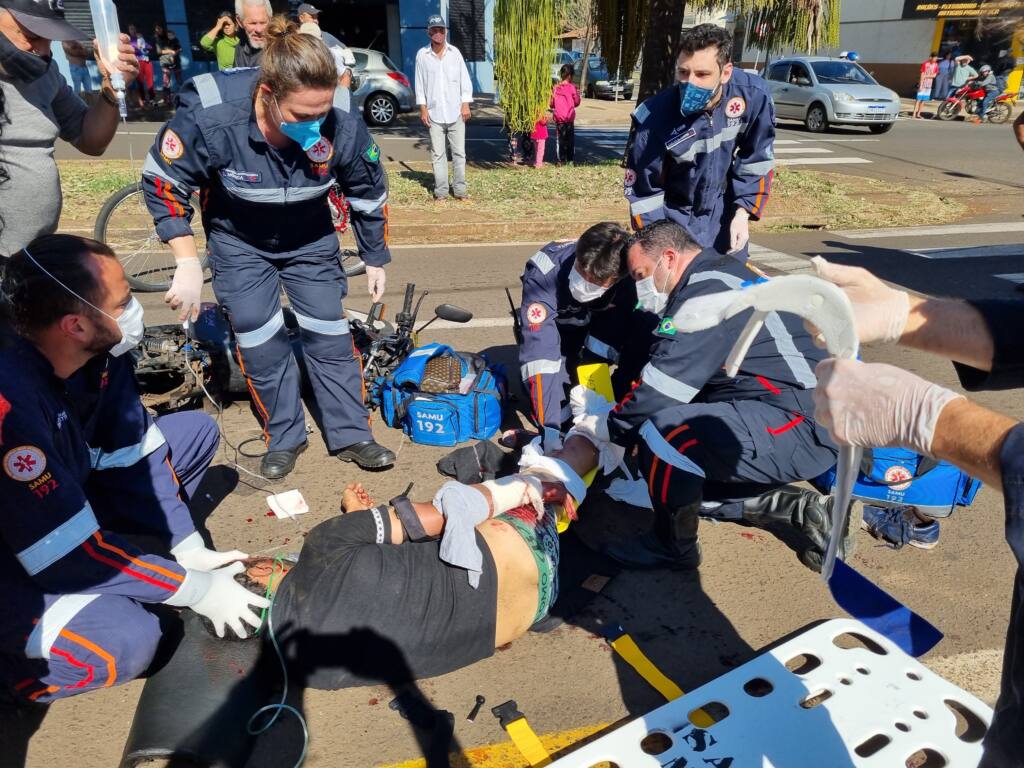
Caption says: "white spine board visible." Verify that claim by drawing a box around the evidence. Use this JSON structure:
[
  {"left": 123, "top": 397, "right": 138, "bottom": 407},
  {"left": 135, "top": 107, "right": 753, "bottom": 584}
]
[{"left": 549, "top": 618, "right": 992, "bottom": 768}]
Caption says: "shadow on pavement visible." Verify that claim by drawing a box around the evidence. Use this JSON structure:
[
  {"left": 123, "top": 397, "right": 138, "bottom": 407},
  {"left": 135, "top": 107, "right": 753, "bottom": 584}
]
[{"left": 810, "top": 239, "right": 1024, "bottom": 301}]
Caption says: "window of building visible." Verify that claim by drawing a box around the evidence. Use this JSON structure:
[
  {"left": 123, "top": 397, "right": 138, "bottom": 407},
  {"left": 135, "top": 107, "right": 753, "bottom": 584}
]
[{"left": 448, "top": 0, "right": 486, "bottom": 62}]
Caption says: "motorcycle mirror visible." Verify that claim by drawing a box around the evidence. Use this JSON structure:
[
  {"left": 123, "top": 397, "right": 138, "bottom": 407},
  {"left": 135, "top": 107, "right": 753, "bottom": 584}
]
[{"left": 435, "top": 304, "right": 473, "bottom": 324}]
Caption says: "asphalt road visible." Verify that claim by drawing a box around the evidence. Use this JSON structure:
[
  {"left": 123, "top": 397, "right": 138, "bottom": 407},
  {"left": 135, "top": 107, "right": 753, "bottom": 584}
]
[{"left": 19, "top": 106, "right": 1024, "bottom": 767}]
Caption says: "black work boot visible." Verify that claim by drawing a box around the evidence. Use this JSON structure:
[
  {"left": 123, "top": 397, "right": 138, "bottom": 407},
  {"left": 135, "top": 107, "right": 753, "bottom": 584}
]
[
  {"left": 336, "top": 440, "right": 396, "bottom": 470},
  {"left": 260, "top": 443, "right": 307, "bottom": 480},
  {"left": 741, "top": 485, "right": 860, "bottom": 572},
  {"left": 605, "top": 502, "right": 702, "bottom": 571}
]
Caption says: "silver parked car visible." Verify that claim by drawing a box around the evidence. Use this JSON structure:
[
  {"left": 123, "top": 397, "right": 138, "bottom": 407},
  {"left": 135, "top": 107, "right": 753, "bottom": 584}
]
[
  {"left": 763, "top": 56, "right": 899, "bottom": 134},
  {"left": 349, "top": 47, "right": 415, "bottom": 127}
]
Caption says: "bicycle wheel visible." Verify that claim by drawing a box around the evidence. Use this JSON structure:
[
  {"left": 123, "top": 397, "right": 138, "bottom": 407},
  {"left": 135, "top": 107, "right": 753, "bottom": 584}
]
[{"left": 94, "top": 183, "right": 209, "bottom": 292}]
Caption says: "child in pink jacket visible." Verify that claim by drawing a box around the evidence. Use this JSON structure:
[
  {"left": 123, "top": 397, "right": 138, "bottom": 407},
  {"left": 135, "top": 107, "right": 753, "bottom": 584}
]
[
  {"left": 550, "top": 64, "right": 580, "bottom": 164},
  {"left": 530, "top": 111, "right": 549, "bottom": 168}
]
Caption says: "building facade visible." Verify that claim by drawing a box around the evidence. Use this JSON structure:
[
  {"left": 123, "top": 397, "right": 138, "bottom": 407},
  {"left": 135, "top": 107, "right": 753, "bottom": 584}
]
[{"left": 831, "top": 0, "right": 1023, "bottom": 94}]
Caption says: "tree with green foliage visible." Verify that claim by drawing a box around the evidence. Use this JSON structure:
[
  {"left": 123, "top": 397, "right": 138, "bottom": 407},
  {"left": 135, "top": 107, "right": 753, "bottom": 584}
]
[
  {"left": 494, "top": 0, "right": 561, "bottom": 132},
  {"left": 634, "top": 0, "right": 841, "bottom": 103}
]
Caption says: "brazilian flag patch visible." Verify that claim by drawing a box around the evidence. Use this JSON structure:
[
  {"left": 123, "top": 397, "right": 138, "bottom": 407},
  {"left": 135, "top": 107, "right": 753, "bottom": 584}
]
[
  {"left": 657, "top": 318, "right": 677, "bottom": 337},
  {"left": 365, "top": 143, "right": 381, "bottom": 163}
]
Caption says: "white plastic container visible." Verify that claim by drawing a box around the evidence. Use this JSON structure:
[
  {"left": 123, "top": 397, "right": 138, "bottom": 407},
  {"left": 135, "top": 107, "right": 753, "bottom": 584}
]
[{"left": 88, "top": 0, "right": 127, "bottom": 118}]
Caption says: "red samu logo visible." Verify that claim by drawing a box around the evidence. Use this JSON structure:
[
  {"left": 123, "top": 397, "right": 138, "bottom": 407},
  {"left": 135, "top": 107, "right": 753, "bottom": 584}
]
[
  {"left": 883, "top": 465, "right": 913, "bottom": 492},
  {"left": 526, "top": 303, "right": 548, "bottom": 326},
  {"left": 4, "top": 446, "right": 47, "bottom": 483},
  {"left": 725, "top": 96, "right": 746, "bottom": 118}
]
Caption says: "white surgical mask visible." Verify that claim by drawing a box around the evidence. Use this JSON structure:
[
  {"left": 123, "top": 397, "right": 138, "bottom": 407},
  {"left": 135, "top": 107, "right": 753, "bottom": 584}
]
[
  {"left": 635, "top": 256, "right": 670, "bottom": 314},
  {"left": 568, "top": 265, "right": 609, "bottom": 303},
  {"left": 23, "top": 248, "right": 146, "bottom": 357}
]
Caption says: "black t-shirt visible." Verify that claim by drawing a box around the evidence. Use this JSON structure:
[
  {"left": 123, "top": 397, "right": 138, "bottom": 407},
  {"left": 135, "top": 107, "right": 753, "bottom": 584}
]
[{"left": 270, "top": 509, "right": 499, "bottom": 690}]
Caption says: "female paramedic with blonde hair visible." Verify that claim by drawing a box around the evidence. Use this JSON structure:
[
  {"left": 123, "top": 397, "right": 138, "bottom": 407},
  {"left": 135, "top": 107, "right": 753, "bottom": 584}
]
[{"left": 142, "top": 16, "right": 394, "bottom": 480}]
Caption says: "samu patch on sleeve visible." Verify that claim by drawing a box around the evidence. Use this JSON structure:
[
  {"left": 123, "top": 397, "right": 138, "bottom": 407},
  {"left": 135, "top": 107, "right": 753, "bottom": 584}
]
[
  {"left": 160, "top": 128, "right": 184, "bottom": 161},
  {"left": 364, "top": 142, "right": 381, "bottom": 163}
]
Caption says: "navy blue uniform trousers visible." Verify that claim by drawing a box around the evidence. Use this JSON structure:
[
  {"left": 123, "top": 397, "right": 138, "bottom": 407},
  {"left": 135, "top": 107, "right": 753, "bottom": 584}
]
[
  {"left": 1, "top": 412, "right": 218, "bottom": 703},
  {"left": 638, "top": 399, "right": 837, "bottom": 532},
  {"left": 209, "top": 236, "right": 372, "bottom": 453}
]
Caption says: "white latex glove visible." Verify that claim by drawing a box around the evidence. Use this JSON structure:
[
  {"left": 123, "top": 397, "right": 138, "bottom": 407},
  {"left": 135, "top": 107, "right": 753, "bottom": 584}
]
[
  {"left": 811, "top": 257, "right": 910, "bottom": 345},
  {"left": 814, "top": 358, "right": 964, "bottom": 456},
  {"left": 165, "top": 257, "right": 204, "bottom": 322},
  {"left": 568, "top": 385, "right": 613, "bottom": 440},
  {"left": 165, "top": 561, "right": 270, "bottom": 639},
  {"left": 170, "top": 532, "right": 248, "bottom": 572},
  {"left": 566, "top": 385, "right": 623, "bottom": 473},
  {"left": 728, "top": 208, "right": 750, "bottom": 254},
  {"left": 366, "top": 265, "right": 386, "bottom": 302}
]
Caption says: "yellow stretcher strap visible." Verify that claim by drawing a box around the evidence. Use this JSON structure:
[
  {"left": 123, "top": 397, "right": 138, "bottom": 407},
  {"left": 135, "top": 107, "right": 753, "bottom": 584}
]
[
  {"left": 605, "top": 626, "right": 715, "bottom": 728},
  {"left": 492, "top": 700, "right": 551, "bottom": 766},
  {"left": 606, "top": 632, "right": 684, "bottom": 702}
]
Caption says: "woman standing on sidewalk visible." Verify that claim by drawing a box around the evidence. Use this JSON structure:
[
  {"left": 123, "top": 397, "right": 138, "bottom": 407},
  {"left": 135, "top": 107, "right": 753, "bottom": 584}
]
[
  {"left": 933, "top": 51, "right": 954, "bottom": 100},
  {"left": 914, "top": 52, "right": 939, "bottom": 119}
]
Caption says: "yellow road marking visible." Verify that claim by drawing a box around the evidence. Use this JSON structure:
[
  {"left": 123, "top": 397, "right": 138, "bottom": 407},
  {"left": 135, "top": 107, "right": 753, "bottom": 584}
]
[{"left": 379, "top": 721, "right": 615, "bottom": 768}]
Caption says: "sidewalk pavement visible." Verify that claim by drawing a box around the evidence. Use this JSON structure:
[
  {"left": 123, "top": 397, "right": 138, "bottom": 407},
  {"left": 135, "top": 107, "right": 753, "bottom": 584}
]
[
  {"left": 898, "top": 96, "right": 1023, "bottom": 120},
  {"left": 394, "top": 95, "right": 640, "bottom": 128}
]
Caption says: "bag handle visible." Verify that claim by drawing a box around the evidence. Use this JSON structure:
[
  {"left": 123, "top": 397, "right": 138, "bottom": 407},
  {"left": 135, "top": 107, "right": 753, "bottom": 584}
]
[{"left": 860, "top": 450, "right": 939, "bottom": 486}]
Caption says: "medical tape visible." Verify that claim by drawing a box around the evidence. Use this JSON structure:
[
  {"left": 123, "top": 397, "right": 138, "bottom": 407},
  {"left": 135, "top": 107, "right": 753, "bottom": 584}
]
[
  {"left": 492, "top": 700, "right": 551, "bottom": 767},
  {"left": 602, "top": 624, "right": 714, "bottom": 726},
  {"left": 482, "top": 475, "right": 545, "bottom": 517}
]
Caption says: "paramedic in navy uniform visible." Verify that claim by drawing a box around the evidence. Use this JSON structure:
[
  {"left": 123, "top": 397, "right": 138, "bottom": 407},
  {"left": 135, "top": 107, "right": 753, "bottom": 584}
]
[
  {"left": 811, "top": 257, "right": 1024, "bottom": 768},
  {"left": 143, "top": 16, "right": 394, "bottom": 479},
  {"left": 624, "top": 24, "right": 775, "bottom": 260}
]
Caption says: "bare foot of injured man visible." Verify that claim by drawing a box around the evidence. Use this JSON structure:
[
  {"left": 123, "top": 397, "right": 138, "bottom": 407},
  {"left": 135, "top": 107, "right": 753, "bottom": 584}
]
[{"left": 213, "top": 478, "right": 568, "bottom": 689}]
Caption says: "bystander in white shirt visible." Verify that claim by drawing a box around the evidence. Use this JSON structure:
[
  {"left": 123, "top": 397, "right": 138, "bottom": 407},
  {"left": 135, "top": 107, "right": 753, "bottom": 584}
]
[{"left": 415, "top": 43, "right": 473, "bottom": 124}]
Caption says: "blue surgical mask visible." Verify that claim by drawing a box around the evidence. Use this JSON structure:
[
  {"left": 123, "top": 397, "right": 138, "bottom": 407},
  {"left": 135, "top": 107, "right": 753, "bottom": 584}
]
[
  {"left": 678, "top": 80, "right": 719, "bottom": 116},
  {"left": 273, "top": 95, "right": 325, "bottom": 151}
]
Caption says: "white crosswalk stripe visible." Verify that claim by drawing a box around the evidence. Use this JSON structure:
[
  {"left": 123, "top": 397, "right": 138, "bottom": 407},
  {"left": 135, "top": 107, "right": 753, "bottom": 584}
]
[{"left": 747, "top": 244, "right": 814, "bottom": 274}]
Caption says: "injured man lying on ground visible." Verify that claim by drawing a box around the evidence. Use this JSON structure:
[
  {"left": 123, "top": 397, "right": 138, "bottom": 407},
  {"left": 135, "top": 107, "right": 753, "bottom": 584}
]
[{"left": 218, "top": 454, "right": 584, "bottom": 690}]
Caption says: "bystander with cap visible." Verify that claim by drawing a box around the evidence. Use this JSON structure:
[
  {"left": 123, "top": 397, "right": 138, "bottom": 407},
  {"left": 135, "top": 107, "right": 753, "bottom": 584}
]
[
  {"left": 0, "top": 0, "right": 139, "bottom": 256},
  {"left": 414, "top": 14, "right": 473, "bottom": 201}
]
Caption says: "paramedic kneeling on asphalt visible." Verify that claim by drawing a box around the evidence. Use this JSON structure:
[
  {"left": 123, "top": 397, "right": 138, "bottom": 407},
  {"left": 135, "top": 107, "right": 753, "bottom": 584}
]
[
  {"left": 564, "top": 220, "right": 843, "bottom": 571},
  {"left": 625, "top": 24, "right": 774, "bottom": 259},
  {"left": 811, "top": 258, "right": 1024, "bottom": 767},
  {"left": 519, "top": 223, "right": 656, "bottom": 451},
  {"left": 0, "top": 235, "right": 266, "bottom": 704},
  {"left": 143, "top": 17, "right": 394, "bottom": 480}
]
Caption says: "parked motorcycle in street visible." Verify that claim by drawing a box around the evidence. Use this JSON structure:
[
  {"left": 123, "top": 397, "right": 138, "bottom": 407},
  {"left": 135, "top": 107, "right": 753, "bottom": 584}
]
[{"left": 132, "top": 284, "right": 473, "bottom": 413}]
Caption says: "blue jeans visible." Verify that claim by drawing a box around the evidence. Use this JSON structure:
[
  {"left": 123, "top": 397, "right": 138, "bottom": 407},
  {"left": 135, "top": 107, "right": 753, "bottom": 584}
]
[
  {"left": 69, "top": 63, "right": 92, "bottom": 94},
  {"left": 979, "top": 89, "right": 999, "bottom": 118}
]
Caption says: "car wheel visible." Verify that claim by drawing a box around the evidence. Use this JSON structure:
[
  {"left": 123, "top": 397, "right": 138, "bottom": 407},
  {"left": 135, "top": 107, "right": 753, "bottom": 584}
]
[
  {"left": 805, "top": 103, "right": 828, "bottom": 133},
  {"left": 868, "top": 122, "right": 893, "bottom": 134},
  {"left": 365, "top": 93, "right": 398, "bottom": 127}
]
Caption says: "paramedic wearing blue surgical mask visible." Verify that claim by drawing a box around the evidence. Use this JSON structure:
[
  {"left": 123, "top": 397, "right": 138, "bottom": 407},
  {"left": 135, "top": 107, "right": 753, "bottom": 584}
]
[
  {"left": 0, "top": 235, "right": 266, "bottom": 704},
  {"left": 624, "top": 24, "right": 776, "bottom": 261},
  {"left": 142, "top": 17, "right": 395, "bottom": 480},
  {"left": 518, "top": 222, "right": 658, "bottom": 452}
]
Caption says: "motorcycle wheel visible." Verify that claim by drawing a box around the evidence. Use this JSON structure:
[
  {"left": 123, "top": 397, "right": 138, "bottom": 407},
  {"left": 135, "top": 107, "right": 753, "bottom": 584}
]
[
  {"left": 936, "top": 101, "right": 959, "bottom": 121},
  {"left": 987, "top": 102, "right": 1012, "bottom": 124}
]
